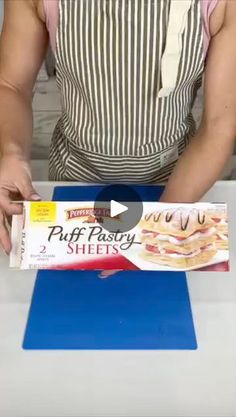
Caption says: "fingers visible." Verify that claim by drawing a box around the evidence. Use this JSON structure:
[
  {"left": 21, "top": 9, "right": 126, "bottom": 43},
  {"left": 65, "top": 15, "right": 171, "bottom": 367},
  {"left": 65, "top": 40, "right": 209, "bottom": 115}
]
[
  {"left": 0, "top": 210, "right": 11, "bottom": 255},
  {"left": 0, "top": 188, "right": 23, "bottom": 216},
  {"left": 0, "top": 180, "right": 41, "bottom": 217},
  {"left": 16, "top": 179, "right": 41, "bottom": 201},
  {"left": 98, "top": 270, "right": 121, "bottom": 279}
]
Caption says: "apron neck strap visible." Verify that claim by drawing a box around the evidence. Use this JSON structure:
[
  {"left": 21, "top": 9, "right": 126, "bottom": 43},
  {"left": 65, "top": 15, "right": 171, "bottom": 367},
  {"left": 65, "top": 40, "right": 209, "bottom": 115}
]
[{"left": 158, "top": 0, "right": 194, "bottom": 98}]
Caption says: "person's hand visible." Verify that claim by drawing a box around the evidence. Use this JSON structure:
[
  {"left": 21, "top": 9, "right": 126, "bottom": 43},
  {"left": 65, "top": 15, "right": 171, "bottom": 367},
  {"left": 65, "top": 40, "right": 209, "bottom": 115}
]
[
  {"left": 0, "top": 154, "right": 40, "bottom": 254},
  {"left": 98, "top": 270, "right": 121, "bottom": 279}
]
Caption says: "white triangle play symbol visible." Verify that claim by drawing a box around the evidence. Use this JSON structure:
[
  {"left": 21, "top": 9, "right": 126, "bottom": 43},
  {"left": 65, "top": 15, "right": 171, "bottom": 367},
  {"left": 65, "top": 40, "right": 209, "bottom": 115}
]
[{"left": 110, "top": 200, "right": 128, "bottom": 218}]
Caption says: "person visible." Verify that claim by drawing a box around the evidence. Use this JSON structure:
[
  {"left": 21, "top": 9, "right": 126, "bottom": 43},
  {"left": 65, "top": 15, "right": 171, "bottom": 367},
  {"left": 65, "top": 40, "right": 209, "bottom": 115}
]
[{"left": 0, "top": 0, "right": 236, "bottom": 255}]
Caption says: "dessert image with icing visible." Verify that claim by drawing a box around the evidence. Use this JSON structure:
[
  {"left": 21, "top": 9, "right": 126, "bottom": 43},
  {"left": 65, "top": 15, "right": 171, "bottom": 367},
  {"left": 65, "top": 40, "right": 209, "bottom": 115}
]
[{"left": 139, "top": 207, "right": 218, "bottom": 269}]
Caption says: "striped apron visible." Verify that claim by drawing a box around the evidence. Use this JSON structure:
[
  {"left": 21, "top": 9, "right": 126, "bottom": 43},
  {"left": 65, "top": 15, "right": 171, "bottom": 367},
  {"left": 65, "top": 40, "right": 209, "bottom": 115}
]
[{"left": 49, "top": 0, "right": 204, "bottom": 183}]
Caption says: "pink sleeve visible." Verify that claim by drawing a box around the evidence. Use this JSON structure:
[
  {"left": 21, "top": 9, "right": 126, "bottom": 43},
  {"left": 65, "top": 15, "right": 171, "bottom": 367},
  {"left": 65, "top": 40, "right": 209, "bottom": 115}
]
[
  {"left": 200, "top": 0, "right": 219, "bottom": 55},
  {"left": 43, "top": 0, "right": 59, "bottom": 53}
]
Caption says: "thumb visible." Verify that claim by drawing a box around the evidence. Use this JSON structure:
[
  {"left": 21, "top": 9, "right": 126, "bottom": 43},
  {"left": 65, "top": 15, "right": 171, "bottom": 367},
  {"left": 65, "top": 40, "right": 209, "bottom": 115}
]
[{"left": 18, "top": 179, "right": 41, "bottom": 201}]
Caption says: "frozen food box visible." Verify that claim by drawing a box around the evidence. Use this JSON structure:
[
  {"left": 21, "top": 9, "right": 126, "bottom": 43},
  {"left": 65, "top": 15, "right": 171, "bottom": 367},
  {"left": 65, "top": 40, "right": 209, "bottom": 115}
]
[{"left": 10, "top": 201, "right": 229, "bottom": 271}]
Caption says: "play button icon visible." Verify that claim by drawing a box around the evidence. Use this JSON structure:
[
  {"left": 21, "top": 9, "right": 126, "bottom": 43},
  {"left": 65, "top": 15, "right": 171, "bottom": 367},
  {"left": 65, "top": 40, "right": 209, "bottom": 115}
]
[
  {"left": 94, "top": 185, "right": 143, "bottom": 233},
  {"left": 110, "top": 200, "right": 128, "bottom": 218}
]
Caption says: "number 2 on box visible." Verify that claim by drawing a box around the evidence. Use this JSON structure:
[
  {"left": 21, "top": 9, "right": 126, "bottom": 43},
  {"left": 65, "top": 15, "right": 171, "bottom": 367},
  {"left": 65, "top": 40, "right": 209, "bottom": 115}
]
[{"left": 40, "top": 245, "right": 46, "bottom": 254}]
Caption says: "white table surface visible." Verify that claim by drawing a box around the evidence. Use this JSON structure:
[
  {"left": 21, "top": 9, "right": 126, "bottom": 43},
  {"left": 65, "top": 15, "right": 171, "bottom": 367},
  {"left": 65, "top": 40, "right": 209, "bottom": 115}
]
[{"left": 0, "top": 181, "right": 236, "bottom": 417}]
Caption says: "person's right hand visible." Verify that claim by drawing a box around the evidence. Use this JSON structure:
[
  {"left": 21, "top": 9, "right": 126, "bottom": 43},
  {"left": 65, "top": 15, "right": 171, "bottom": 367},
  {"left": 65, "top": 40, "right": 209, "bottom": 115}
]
[{"left": 0, "top": 155, "right": 40, "bottom": 254}]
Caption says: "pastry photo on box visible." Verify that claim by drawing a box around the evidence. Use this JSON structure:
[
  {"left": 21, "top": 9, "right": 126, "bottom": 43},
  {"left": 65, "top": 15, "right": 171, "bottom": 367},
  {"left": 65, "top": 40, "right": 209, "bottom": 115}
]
[
  {"left": 10, "top": 201, "right": 229, "bottom": 272},
  {"left": 138, "top": 205, "right": 229, "bottom": 271}
]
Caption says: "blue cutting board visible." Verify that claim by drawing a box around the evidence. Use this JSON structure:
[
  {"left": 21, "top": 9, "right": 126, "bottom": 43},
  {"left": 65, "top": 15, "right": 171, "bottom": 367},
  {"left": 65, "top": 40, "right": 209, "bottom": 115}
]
[{"left": 23, "top": 185, "right": 197, "bottom": 350}]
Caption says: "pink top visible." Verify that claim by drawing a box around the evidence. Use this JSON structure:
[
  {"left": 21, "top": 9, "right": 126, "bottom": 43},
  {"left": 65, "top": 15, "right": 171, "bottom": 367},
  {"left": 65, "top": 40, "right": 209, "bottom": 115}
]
[{"left": 44, "top": 0, "right": 219, "bottom": 56}]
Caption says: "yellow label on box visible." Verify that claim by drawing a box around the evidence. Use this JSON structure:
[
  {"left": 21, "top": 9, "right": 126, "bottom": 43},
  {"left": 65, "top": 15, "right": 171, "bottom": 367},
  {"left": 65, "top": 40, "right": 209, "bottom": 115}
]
[{"left": 30, "top": 202, "right": 56, "bottom": 223}]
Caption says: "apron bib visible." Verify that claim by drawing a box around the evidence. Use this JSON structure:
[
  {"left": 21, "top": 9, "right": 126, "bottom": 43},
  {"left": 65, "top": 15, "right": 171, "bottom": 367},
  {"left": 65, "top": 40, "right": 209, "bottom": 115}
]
[{"left": 49, "top": 0, "right": 204, "bottom": 182}]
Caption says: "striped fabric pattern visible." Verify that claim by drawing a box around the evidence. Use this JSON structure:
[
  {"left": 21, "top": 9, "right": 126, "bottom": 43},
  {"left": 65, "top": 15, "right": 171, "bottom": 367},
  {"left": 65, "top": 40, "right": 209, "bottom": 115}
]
[{"left": 49, "top": 0, "right": 204, "bottom": 183}]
